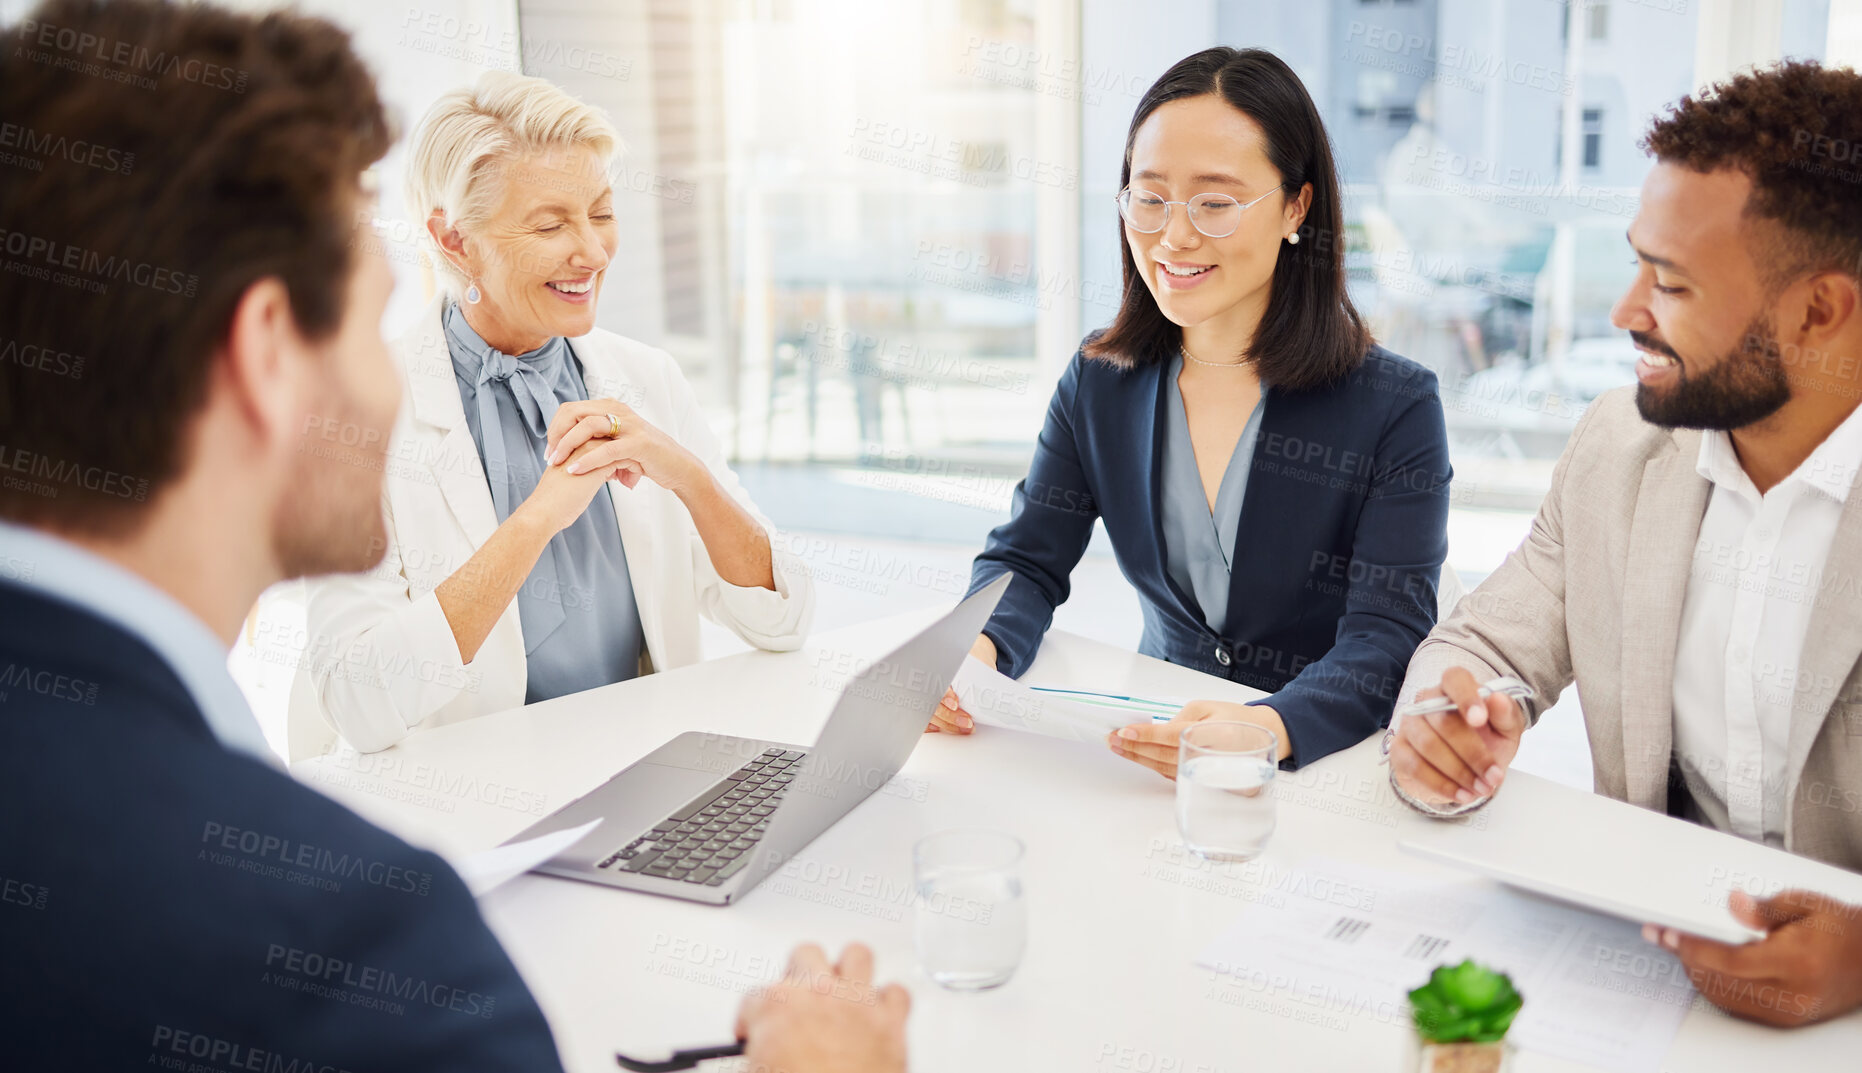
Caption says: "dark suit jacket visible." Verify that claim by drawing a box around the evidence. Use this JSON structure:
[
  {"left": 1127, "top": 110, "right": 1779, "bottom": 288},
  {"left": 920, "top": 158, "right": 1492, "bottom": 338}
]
[
  {"left": 968, "top": 341, "right": 1452, "bottom": 767},
  {"left": 0, "top": 581, "right": 566, "bottom": 1070}
]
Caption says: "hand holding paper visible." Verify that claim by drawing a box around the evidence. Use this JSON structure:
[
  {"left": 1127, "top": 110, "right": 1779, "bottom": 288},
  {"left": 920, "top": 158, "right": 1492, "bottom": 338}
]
[
  {"left": 1106, "top": 699, "right": 1289, "bottom": 780},
  {"left": 947, "top": 656, "right": 1177, "bottom": 744},
  {"left": 928, "top": 635, "right": 999, "bottom": 734}
]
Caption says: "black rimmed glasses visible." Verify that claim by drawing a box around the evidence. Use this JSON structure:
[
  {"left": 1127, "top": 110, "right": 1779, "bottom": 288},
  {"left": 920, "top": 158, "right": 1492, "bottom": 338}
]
[{"left": 1115, "top": 185, "right": 1280, "bottom": 239}]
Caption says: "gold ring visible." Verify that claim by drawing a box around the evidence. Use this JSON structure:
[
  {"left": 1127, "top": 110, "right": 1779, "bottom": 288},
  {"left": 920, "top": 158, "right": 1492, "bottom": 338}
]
[{"left": 607, "top": 412, "right": 621, "bottom": 437}]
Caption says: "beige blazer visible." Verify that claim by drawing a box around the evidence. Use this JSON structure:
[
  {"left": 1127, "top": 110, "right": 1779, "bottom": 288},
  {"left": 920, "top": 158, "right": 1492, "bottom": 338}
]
[{"left": 1401, "top": 387, "right": 1862, "bottom": 872}]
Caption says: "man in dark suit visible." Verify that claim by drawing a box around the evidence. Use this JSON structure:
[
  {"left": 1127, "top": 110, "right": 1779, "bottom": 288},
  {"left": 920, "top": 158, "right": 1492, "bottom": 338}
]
[{"left": 0, "top": 1, "right": 907, "bottom": 1069}]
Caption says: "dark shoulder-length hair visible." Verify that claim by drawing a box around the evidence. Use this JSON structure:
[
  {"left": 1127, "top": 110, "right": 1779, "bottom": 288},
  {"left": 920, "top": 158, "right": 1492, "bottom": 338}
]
[{"left": 1083, "top": 47, "right": 1369, "bottom": 391}]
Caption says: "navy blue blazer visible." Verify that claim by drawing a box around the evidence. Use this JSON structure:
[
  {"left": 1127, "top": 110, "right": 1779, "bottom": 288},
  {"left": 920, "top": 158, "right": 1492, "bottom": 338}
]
[
  {"left": 0, "top": 581, "right": 566, "bottom": 1070},
  {"left": 967, "top": 340, "right": 1452, "bottom": 767}
]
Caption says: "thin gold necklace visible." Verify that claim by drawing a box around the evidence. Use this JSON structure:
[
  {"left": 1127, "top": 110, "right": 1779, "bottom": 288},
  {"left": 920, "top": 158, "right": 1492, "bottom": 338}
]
[{"left": 1181, "top": 346, "right": 1251, "bottom": 369}]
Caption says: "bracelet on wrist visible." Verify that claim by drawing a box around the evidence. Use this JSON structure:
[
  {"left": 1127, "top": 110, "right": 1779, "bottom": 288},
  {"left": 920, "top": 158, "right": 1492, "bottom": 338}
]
[{"left": 1388, "top": 765, "right": 1494, "bottom": 818}]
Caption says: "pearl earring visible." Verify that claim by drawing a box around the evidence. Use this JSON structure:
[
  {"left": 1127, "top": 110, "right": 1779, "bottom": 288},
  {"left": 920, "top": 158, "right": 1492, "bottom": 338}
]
[
  {"left": 1286, "top": 232, "right": 1300, "bottom": 245},
  {"left": 465, "top": 281, "right": 482, "bottom": 304}
]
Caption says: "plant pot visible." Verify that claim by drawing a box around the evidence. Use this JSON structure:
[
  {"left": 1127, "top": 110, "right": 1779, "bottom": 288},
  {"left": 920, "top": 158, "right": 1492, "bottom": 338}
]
[{"left": 1410, "top": 1037, "right": 1515, "bottom": 1073}]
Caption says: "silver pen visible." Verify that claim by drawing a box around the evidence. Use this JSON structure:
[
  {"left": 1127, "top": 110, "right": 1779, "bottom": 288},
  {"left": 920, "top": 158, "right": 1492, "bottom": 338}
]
[{"left": 1378, "top": 675, "right": 1536, "bottom": 765}]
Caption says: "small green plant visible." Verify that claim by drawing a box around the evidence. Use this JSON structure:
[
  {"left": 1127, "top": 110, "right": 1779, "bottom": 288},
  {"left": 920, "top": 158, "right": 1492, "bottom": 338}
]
[{"left": 1408, "top": 960, "right": 1524, "bottom": 1043}]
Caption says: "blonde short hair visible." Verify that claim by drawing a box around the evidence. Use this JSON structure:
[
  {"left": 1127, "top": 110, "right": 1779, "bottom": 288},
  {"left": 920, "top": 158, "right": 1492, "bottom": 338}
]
[{"left": 404, "top": 71, "right": 622, "bottom": 298}]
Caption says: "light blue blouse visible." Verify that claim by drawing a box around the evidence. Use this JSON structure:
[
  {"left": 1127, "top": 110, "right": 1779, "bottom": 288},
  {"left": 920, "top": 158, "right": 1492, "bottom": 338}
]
[
  {"left": 444, "top": 302, "right": 644, "bottom": 704},
  {"left": 1159, "top": 353, "right": 1265, "bottom": 636}
]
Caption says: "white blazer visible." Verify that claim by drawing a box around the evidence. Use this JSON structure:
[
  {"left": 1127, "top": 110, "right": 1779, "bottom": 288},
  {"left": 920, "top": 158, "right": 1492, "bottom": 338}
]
[{"left": 290, "top": 296, "right": 813, "bottom": 753}]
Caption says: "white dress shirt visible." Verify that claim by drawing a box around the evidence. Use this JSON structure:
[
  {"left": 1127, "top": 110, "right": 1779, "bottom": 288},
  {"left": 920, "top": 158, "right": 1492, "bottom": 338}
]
[
  {"left": 1672, "top": 401, "right": 1862, "bottom": 846},
  {"left": 0, "top": 520, "right": 276, "bottom": 767}
]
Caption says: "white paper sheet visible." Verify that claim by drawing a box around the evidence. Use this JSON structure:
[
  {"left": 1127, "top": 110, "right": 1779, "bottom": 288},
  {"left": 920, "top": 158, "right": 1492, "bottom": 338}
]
[
  {"left": 452, "top": 819, "right": 603, "bottom": 897},
  {"left": 950, "top": 657, "right": 1175, "bottom": 743},
  {"left": 1195, "top": 858, "right": 1697, "bottom": 1073}
]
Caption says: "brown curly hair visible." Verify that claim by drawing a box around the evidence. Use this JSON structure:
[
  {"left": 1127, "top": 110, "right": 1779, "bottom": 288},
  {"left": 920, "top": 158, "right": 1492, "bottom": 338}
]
[
  {"left": 0, "top": 0, "right": 391, "bottom": 533},
  {"left": 1643, "top": 60, "right": 1862, "bottom": 290}
]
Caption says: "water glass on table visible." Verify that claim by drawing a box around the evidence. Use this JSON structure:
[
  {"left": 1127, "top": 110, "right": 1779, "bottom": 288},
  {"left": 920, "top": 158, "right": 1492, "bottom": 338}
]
[
  {"left": 1176, "top": 722, "right": 1278, "bottom": 861},
  {"left": 913, "top": 828, "right": 1027, "bottom": 991}
]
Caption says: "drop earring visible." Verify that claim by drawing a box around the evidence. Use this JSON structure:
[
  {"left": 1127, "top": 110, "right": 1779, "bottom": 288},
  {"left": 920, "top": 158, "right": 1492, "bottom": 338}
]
[{"left": 465, "top": 280, "right": 482, "bottom": 304}]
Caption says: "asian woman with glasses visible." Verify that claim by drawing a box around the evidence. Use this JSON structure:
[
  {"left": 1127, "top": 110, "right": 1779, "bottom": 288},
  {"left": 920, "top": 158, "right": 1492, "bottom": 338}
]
[{"left": 930, "top": 47, "right": 1455, "bottom": 777}]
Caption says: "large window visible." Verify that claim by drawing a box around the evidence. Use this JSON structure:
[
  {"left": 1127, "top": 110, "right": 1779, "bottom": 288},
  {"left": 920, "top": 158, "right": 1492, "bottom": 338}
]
[
  {"left": 503, "top": 0, "right": 1842, "bottom": 631},
  {"left": 212, "top": 0, "right": 1848, "bottom": 758},
  {"left": 520, "top": 0, "right": 1077, "bottom": 550}
]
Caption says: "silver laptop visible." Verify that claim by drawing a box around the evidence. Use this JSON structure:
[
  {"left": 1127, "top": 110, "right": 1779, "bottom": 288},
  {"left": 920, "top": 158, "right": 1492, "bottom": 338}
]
[{"left": 504, "top": 575, "right": 1010, "bottom": 905}]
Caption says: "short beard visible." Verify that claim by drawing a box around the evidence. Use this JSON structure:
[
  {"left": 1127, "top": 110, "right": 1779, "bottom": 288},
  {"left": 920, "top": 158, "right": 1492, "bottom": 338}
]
[
  {"left": 1634, "top": 312, "right": 1791, "bottom": 430},
  {"left": 273, "top": 387, "right": 392, "bottom": 579}
]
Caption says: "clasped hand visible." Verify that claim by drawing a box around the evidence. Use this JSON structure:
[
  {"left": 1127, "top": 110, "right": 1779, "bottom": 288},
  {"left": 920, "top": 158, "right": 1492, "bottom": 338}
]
[{"left": 545, "top": 398, "right": 702, "bottom": 493}]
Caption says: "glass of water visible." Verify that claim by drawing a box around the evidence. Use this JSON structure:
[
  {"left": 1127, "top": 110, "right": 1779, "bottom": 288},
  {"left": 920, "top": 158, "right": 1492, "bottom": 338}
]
[
  {"left": 1177, "top": 722, "right": 1278, "bottom": 861},
  {"left": 913, "top": 828, "right": 1027, "bottom": 991}
]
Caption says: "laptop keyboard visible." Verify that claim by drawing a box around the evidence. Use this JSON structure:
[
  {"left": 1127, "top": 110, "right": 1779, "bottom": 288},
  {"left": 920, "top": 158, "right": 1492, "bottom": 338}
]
[{"left": 594, "top": 747, "right": 806, "bottom": 886}]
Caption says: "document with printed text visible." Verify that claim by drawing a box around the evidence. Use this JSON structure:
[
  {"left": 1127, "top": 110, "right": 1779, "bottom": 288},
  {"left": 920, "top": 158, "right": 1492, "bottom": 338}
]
[{"left": 1195, "top": 857, "right": 1696, "bottom": 1073}]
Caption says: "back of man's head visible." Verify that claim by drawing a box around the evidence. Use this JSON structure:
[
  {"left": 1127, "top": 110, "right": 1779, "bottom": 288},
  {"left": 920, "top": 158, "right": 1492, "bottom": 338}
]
[{"left": 0, "top": 0, "right": 391, "bottom": 538}]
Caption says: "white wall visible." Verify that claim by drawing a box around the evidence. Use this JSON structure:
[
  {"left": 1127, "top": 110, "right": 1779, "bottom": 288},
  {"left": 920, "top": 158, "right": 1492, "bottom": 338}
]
[
  {"left": 217, "top": 0, "right": 525, "bottom": 336},
  {"left": 1834, "top": 0, "right": 1862, "bottom": 67}
]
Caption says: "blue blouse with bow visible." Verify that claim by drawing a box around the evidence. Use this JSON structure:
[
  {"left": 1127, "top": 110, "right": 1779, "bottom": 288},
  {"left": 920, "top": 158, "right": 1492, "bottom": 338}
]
[{"left": 444, "top": 302, "right": 644, "bottom": 703}]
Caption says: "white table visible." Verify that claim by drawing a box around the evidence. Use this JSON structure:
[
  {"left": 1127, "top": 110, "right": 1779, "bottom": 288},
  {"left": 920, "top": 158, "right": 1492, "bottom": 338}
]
[{"left": 295, "top": 612, "right": 1862, "bottom": 1073}]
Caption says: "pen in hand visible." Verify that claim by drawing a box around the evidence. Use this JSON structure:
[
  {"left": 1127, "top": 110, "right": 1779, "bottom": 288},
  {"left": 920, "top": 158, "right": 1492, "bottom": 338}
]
[{"left": 1378, "top": 675, "right": 1535, "bottom": 767}]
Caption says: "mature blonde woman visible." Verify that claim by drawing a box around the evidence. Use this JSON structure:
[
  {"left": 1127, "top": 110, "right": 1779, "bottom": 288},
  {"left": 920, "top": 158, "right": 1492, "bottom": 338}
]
[{"left": 294, "top": 72, "right": 812, "bottom": 753}]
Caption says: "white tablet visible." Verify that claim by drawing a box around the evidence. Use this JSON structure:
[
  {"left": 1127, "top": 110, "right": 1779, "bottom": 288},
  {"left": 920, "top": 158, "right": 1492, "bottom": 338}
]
[{"left": 1399, "top": 839, "right": 1767, "bottom": 945}]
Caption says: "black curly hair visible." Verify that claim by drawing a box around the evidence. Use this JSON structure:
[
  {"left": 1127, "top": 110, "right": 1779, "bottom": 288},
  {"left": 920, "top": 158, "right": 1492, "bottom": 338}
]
[{"left": 1643, "top": 60, "right": 1862, "bottom": 290}]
